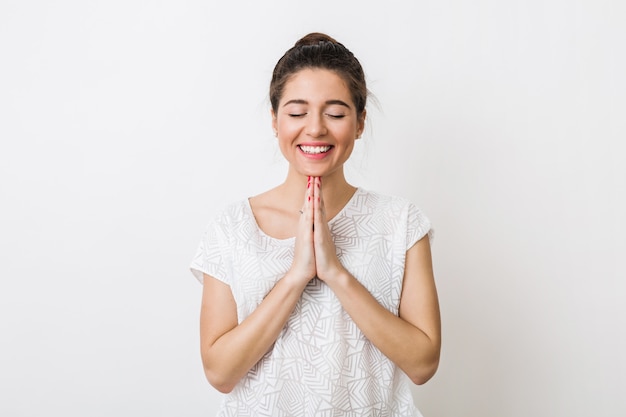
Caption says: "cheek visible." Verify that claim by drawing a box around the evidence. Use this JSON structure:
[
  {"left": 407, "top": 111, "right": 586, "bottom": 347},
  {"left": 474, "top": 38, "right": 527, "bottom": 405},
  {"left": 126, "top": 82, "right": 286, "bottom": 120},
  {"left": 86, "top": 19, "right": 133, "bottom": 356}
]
[
  {"left": 277, "top": 122, "right": 303, "bottom": 141},
  {"left": 338, "top": 124, "right": 359, "bottom": 141},
  {"left": 276, "top": 124, "right": 299, "bottom": 151}
]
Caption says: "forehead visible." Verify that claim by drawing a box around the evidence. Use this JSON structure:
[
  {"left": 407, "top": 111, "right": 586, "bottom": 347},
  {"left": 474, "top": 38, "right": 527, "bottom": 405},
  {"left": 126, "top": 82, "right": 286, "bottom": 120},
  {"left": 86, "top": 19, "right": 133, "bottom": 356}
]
[{"left": 281, "top": 68, "right": 352, "bottom": 104}]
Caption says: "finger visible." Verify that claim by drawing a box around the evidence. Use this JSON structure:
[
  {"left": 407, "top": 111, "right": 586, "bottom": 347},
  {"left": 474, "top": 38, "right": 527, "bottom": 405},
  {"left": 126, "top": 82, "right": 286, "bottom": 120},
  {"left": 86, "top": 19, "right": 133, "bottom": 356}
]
[
  {"left": 313, "top": 177, "right": 324, "bottom": 221},
  {"left": 296, "top": 178, "right": 314, "bottom": 252},
  {"left": 307, "top": 176, "right": 317, "bottom": 231},
  {"left": 318, "top": 177, "right": 324, "bottom": 217},
  {"left": 306, "top": 176, "right": 314, "bottom": 218},
  {"left": 313, "top": 178, "right": 325, "bottom": 237},
  {"left": 300, "top": 176, "right": 311, "bottom": 216}
]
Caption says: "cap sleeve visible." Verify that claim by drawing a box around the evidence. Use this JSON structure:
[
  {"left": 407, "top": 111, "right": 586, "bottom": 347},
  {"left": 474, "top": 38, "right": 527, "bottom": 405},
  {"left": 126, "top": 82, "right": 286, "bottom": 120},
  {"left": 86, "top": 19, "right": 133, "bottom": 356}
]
[
  {"left": 189, "top": 215, "right": 231, "bottom": 286},
  {"left": 406, "top": 202, "right": 433, "bottom": 251}
]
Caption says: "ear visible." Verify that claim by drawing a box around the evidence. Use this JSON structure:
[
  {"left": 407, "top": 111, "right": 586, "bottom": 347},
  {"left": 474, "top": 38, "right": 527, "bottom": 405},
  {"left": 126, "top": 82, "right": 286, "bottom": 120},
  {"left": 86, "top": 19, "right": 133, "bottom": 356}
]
[
  {"left": 356, "top": 109, "right": 366, "bottom": 139},
  {"left": 271, "top": 109, "right": 278, "bottom": 136}
]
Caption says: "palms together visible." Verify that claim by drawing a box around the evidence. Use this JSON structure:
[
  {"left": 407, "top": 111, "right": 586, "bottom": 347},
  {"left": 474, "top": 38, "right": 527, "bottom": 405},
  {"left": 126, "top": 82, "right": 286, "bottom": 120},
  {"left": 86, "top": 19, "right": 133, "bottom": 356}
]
[{"left": 290, "top": 176, "right": 346, "bottom": 285}]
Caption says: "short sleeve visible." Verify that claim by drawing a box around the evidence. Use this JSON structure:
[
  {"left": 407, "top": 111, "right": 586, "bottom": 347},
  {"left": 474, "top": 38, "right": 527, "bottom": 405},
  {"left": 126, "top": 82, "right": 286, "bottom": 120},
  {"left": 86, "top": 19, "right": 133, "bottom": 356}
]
[
  {"left": 189, "top": 216, "right": 231, "bottom": 286},
  {"left": 406, "top": 202, "right": 434, "bottom": 251}
]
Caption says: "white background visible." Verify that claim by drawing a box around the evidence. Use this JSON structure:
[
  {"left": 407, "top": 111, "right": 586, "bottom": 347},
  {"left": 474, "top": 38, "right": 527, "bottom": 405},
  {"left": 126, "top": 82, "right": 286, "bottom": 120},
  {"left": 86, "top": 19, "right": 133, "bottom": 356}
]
[{"left": 1, "top": 1, "right": 624, "bottom": 416}]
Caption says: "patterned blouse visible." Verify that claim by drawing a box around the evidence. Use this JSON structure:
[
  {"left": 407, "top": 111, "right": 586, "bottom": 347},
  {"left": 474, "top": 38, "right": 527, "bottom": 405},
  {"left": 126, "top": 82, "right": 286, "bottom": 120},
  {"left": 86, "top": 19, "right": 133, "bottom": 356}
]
[{"left": 191, "top": 188, "right": 432, "bottom": 416}]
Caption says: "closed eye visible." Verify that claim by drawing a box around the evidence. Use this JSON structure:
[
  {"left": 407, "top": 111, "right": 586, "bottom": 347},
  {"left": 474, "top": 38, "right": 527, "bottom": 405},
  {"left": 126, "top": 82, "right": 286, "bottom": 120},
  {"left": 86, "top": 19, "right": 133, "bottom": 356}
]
[
  {"left": 289, "top": 113, "right": 306, "bottom": 118},
  {"left": 327, "top": 114, "right": 345, "bottom": 119}
]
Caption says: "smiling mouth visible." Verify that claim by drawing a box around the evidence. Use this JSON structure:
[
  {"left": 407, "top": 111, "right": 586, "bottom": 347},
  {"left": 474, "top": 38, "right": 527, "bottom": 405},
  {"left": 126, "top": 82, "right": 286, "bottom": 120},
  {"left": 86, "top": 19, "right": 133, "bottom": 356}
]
[{"left": 298, "top": 145, "right": 333, "bottom": 154}]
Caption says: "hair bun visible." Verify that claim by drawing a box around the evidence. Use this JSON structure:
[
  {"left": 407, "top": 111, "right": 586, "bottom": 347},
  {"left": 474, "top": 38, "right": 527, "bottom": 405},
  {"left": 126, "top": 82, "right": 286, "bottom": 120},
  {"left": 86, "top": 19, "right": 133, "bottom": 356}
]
[
  {"left": 294, "top": 32, "right": 339, "bottom": 47},
  {"left": 270, "top": 32, "right": 367, "bottom": 116}
]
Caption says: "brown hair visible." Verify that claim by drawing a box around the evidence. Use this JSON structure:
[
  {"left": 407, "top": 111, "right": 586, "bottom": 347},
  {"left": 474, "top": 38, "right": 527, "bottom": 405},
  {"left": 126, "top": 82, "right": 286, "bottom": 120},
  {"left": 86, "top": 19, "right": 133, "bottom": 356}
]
[{"left": 270, "top": 33, "right": 368, "bottom": 117}]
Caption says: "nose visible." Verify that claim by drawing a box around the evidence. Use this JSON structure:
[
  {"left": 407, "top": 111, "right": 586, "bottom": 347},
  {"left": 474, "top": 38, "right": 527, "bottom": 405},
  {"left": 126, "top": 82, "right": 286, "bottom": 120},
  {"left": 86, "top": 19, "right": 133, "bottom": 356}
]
[{"left": 305, "top": 113, "right": 327, "bottom": 137}]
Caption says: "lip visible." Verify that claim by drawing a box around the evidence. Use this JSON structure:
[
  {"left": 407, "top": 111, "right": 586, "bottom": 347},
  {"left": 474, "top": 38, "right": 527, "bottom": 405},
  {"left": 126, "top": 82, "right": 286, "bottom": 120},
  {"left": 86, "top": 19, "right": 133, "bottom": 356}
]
[
  {"left": 298, "top": 141, "right": 334, "bottom": 148},
  {"left": 297, "top": 143, "right": 334, "bottom": 160}
]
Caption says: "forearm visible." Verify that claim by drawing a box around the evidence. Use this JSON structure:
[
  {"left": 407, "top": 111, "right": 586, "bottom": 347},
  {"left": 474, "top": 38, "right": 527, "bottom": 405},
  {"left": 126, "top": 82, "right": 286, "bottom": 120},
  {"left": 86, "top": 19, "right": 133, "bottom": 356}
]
[
  {"left": 327, "top": 271, "right": 440, "bottom": 384},
  {"left": 202, "top": 274, "right": 307, "bottom": 392}
]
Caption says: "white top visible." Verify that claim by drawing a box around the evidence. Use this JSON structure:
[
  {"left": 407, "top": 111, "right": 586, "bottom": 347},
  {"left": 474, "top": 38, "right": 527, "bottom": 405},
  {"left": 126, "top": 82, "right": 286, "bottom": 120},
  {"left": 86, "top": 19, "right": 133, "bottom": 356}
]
[{"left": 190, "top": 188, "right": 432, "bottom": 417}]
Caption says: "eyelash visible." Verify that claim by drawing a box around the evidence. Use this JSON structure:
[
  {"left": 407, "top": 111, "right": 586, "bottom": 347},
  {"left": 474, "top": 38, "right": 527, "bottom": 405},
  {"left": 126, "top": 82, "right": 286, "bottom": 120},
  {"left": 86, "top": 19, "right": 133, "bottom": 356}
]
[{"left": 288, "top": 113, "right": 345, "bottom": 119}]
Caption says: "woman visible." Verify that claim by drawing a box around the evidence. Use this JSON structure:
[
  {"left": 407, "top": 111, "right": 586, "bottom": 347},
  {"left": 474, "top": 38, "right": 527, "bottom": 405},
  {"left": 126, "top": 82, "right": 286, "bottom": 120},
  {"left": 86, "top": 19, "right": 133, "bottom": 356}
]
[{"left": 190, "top": 32, "right": 441, "bottom": 416}]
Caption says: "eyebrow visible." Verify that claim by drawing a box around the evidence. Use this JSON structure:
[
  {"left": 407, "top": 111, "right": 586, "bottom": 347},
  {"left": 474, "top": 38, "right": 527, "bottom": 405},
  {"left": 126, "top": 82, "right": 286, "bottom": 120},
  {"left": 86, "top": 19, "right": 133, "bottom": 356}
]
[{"left": 282, "top": 99, "right": 352, "bottom": 108}]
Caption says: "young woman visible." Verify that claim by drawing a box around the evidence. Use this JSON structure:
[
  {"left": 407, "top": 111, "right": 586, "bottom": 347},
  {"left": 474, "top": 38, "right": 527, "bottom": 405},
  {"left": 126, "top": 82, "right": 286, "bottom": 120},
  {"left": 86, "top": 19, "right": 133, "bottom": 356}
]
[{"left": 190, "top": 32, "right": 441, "bottom": 416}]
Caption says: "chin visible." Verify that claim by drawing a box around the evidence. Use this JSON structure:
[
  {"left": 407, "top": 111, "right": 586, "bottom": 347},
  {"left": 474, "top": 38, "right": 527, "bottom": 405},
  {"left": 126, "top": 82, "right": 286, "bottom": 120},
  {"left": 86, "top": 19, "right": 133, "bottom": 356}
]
[
  {"left": 296, "top": 167, "right": 325, "bottom": 177},
  {"left": 293, "top": 162, "right": 340, "bottom": 179},
  {"left": 302, "top": 171, "right": 327, "bottom": 179}
]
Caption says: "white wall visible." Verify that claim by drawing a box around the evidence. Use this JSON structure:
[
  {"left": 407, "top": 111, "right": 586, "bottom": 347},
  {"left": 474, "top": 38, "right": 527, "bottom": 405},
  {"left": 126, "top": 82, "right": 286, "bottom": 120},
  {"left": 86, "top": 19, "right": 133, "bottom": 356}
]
[{"left": 1, "top": 1, "right": 624, "bottom": 416}]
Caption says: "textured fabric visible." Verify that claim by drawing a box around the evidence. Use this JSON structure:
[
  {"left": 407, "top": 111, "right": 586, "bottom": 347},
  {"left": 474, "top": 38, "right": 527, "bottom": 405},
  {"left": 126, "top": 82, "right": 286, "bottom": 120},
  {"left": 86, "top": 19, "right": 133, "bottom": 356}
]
[{"left": 190, "top": 188, "right": 432, "bottom": 417}]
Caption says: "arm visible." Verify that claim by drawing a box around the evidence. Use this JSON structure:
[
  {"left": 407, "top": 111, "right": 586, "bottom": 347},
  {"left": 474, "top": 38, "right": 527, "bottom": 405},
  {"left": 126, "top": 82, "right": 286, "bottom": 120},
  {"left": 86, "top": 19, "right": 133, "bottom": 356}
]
[
  {"left": 199, "top": 271, "right": 308, "bottom": 393},
  {"left": 321, "top": 236, "right": 441, "bottom": 385},
  {"left": 199, "top": 178, "right": 318, "bottom": 393},
  {"left": 311, "top": 177, "right": 441, "bottom": 384}
]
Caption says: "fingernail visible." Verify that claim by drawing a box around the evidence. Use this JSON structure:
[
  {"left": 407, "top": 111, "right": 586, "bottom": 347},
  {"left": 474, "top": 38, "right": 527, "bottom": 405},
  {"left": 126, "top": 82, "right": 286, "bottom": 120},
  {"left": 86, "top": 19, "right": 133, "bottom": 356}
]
[{"left": 308, "top": 196, "right": 311, "bottom": 201}]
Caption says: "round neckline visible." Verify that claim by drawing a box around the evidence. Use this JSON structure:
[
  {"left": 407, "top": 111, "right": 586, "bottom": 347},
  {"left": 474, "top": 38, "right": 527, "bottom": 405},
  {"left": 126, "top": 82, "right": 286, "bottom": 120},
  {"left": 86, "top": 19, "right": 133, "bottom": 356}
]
[{"left": 245, "top": 187, "right": 362, "bottom": 243}]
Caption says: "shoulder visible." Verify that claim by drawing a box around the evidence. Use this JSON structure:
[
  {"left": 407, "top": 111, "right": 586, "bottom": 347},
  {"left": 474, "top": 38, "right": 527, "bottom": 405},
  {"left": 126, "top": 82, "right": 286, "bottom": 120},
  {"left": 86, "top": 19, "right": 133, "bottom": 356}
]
[
  {"left": 355, "top": 188, "right": 422, "bottom": 216},
  {"left": 354, "top": 188, "right": 433, "bottom": 242},
  {"left": 202, "top": 198, "right": 252, "bottom": 234},
  {"left": 220, "top": 199, "right": 250, "bottom": 221}
]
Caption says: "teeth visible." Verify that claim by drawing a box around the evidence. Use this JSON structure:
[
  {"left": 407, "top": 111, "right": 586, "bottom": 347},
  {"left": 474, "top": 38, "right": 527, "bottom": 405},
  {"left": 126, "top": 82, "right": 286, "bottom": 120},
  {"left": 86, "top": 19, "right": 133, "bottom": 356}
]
[{"left": 299, "top": 145, "right": 331, "bottom": 154}]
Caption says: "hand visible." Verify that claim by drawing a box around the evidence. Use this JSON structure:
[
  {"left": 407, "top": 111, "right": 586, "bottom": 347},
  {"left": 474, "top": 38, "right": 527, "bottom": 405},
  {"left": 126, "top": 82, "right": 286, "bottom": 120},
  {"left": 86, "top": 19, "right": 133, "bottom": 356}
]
[
  {"left": 287, "top": 176, "right": 317, "bottom": 285},
  {"left": 311, "top": 177, "right": 346, "bottom": 283}
]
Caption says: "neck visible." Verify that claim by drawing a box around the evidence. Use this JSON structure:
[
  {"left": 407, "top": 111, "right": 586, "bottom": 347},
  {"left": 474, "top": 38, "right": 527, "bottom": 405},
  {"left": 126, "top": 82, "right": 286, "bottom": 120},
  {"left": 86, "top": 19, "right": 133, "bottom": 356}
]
[{"left": 281, "top": 167, "right": 356, "bottom": 212}]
